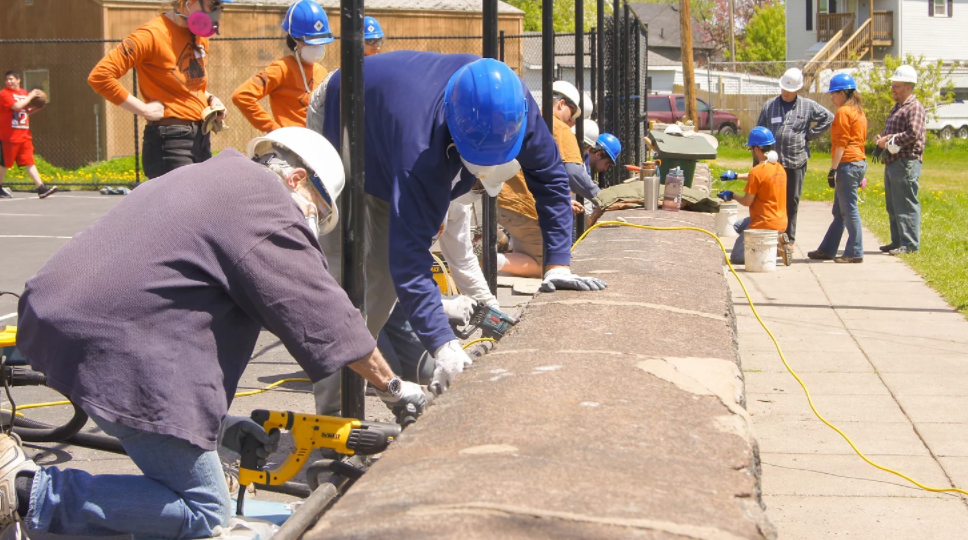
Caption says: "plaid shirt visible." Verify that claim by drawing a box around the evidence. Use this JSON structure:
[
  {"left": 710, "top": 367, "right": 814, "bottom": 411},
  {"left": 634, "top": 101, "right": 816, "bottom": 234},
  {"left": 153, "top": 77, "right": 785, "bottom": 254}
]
[
  {"left": 757, "top": 96, "right": 833, "bottom": 169},
  {"left": 881, "top": 95, "right": 926, "bottom": 164}
]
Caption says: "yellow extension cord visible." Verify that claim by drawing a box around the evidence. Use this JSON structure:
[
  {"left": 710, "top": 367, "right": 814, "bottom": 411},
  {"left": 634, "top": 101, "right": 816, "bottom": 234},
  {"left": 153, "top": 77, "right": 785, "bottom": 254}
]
[{"left": 573, "top": 220, "right": 968, "bottom": 498}]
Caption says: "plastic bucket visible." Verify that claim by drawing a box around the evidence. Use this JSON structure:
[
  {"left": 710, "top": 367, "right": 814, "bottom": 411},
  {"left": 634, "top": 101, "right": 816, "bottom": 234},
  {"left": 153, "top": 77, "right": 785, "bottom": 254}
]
[
  {"left": 715, "top": 201, "right": 739, "bottom": 237},
  {"left": 744, "top": 229, "right": 778, "bottom": 272}
]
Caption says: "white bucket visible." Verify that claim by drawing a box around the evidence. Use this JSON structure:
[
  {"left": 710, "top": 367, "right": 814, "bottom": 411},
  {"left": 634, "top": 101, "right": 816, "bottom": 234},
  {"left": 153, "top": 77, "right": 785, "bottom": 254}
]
[
  {"left": 744, "top": 229, "right": 778, "bottom": 272},
  {"left": 716, "top": 201, "right": 740, "bottom": 237}
]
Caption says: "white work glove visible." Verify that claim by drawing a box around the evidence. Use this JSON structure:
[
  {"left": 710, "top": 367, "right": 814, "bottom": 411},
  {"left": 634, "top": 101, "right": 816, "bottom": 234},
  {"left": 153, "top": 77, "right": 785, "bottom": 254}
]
[
  {"left": 539, "top": 267, "right": 608, "bottom": 293},
  {"left": 376, "top": 380, "right": 427, "bottom": 425},
  {"left": 441, "top": 295, "right": 476, "bottom": 327},
  {"left": 218, "top": 416, "right": 281, "bottom": 468},
  {"left": 429, "top": 340, "right": 470, "bottom": 396}
]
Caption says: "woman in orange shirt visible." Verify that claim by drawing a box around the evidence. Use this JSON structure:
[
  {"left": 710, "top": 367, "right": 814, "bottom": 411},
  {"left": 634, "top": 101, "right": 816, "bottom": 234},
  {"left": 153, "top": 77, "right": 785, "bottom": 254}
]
[
  {"left": 88, "top": 0, "right": 231, "bottom": 179},
  {"left": 232, "top": 0, "right": 332, "bottom": 133},
  {"left": 809, "top": 74, "right": 868, "bottom": 263}
]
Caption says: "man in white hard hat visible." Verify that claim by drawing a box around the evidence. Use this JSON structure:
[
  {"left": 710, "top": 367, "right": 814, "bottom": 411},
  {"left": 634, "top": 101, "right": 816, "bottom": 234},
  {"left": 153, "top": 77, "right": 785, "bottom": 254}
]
[
  {"left": 874, "top": 64, "right": 925, "bottom": 255},
  {"left": 6, "top": 127, "right": 425, "bottom": 539},
  {"left": 746, "top": 67, "right": 833, "bottom": 256}
]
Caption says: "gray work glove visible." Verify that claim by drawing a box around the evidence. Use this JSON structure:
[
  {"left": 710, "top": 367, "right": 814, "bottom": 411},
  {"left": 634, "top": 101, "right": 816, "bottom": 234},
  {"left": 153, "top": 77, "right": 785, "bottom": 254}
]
[
  {"left": 539, "top": 267, "right": 608, "bottom": 292},
  {"left": 376, "top": 379, "right": 427, "bottom": 425},
  {"left": 219, "top": 416, "right": 281, "bottom": 468}
]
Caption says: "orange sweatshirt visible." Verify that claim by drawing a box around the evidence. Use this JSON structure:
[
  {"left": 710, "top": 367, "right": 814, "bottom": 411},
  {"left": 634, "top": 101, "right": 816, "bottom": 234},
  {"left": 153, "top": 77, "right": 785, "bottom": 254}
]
[
  {"left": 831, "top": 105, "right": 867, "bottom": 164},
  {"left": 232, "top": 55, "right": 327, "bottom": 133},
  {"left": 88, "top": 15, "right": 209, "bottom": 122}
]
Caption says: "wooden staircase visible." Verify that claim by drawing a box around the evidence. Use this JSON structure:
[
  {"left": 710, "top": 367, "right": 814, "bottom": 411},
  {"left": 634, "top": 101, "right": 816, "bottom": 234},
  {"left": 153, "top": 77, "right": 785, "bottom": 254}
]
[{"left": 803, "top": 11, "right": 894, "bottom": 91}]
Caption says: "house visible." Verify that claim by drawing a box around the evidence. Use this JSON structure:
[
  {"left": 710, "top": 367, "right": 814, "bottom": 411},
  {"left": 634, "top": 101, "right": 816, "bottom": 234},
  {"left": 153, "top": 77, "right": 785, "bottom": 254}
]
[
  {"left": 787, "top": 0, "right": 968, "bottom": 63},
  {"left": 0, "top": 0, "right": 523, "bottom": 167},
  {"left": 629, "top": 3, "right": 715, "bottom": 68}
]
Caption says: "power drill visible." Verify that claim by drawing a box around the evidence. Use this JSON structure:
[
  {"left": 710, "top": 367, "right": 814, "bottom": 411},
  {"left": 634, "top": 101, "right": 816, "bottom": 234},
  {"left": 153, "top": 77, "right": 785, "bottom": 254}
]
[
  {"left": 451, "top": 301, "right": 517, "bottom": 341},
  {"left": 235, "top": 409, "right": 401, "bottom": 515}
]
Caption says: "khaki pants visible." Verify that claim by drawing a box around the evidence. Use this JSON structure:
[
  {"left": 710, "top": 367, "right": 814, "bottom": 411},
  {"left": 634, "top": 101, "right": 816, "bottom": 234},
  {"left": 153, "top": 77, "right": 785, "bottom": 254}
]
[
  {"left": 497, "top": 207, "right": 544, "bottom": 267},
  {"left": 313, "top": 194, "right": 397, "bottom": 415}
]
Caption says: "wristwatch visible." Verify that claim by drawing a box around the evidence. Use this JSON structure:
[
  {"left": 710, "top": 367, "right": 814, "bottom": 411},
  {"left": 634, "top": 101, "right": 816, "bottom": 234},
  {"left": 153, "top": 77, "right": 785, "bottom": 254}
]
[{"left": 384, "top": 376, "right": 403, "bottom": 398}]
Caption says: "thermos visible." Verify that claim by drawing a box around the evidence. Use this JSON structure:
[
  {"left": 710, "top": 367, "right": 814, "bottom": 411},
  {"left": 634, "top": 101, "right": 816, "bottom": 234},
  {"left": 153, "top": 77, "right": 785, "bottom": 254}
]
[
  {"left": 640, "top": 161, "right": 660, "bottom": 211},
  {"left": 663, "top": 166, "right": 685, "bottom": 212}
]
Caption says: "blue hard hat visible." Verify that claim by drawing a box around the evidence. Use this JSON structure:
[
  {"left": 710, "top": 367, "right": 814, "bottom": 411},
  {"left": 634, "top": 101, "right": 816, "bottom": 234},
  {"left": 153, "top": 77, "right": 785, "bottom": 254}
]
[
  {"left": 282, "top": 0, "right": 334, "bottom": 46},
  {"left": 595, "top": 133, "right": 621, "bottom": 163},
  {"left": 364, "top": 16, "right": 384, "bottom": 40},
  {"left": 444, "top": 59, "right": 528, "bottom": 166},
  {"left": 746, "top": 126, "right": 776, "bottom": 148},
  {"left": 828, "top": 73, "right": 857, "bottom": 93}
]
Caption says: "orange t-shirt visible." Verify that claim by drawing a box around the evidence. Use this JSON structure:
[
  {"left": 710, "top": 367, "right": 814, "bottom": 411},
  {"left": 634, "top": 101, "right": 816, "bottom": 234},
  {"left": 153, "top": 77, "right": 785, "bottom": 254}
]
[
  {"left": 746, "top": 160, "right": 788, "bottom": 232},
  {"left": 831, "top": 104, "right": 867, "bottom": 164},
  {"left": 88, "top": 15, "right": 209, "bottom": 122},
  {"left": 498, "top": 115, "right": 582, "bottom": 220},
  {"left": 232, "top": 55, "right": 327, "bottom": 133}
]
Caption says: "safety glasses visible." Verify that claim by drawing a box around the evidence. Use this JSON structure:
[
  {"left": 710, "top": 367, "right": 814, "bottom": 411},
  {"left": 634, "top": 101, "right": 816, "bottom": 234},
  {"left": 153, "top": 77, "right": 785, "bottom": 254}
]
[{"left": 365, "top": 38, "right": 384, "bottom": 48}]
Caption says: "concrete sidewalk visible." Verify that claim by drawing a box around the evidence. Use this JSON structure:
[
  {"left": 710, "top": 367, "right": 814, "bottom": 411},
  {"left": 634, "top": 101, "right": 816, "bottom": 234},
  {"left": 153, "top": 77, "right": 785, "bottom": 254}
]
[{"left": 731, "top": 201, "right": 968, "bottom": 539}]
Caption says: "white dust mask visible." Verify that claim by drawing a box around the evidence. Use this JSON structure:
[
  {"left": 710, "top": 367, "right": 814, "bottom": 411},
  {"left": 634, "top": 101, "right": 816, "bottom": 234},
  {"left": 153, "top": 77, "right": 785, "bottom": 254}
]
[
  {"left": 299, "top": 44, "right": 326, "bottom": 64},
  {"left": 460, "top": 157, "right": 521, "bottom": 197}
]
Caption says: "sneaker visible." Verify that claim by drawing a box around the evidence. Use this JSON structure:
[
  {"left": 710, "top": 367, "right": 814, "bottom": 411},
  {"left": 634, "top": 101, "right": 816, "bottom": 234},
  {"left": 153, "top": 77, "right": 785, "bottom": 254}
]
[
  {"left": 834, "top": 256, "right": 863, "bottom": 264},
  {"left": 889, "top": 246, "right": 917, "bottom": 256},
  {"left": 0, "top": 433, "right": 37, "bottom": 527},
  {"left": 879, "top": 243, "right": 898, "bottom": 252},
  {"left": 37, "top": 185, "right": 58, "bottom": 199},
  {"left": 778, "top": 234, "right": 793, "bottom": 266},
  {"left": 807, "top": 250, "right": 834, "bottom": 261},
  {"left": 0, "top": 187, "right": 11, "bottom": 199}
]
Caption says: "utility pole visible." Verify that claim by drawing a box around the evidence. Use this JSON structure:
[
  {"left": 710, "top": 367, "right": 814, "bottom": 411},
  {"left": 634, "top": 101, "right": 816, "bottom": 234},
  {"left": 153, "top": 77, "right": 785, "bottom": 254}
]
[
  {"left": 728, "top": 0, "right": 736, "bottom": 63},
  {"left": 679, "top": 0, "right": 698, "bottom": 125}
]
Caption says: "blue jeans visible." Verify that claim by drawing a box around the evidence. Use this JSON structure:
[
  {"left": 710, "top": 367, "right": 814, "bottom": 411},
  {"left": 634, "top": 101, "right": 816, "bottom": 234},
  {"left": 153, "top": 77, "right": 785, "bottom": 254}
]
[
  {"left": 377, "top": 303, "right": 434, "bottom": 385},
  {"left": 730, "top": 217, "right": 752, "bottom": 265},
  {"left": 884, "top": 158, "right": 921, "bottom": 251},
  {"left": 27, "top": 414, "right": 230, "bottom": 539},
  {"left": 818, "top": 161, "right": 867, "bottom": 258}
]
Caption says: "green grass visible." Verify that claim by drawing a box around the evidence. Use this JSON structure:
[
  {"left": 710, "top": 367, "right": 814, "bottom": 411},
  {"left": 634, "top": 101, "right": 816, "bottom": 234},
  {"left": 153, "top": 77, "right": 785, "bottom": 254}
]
[
  {"left": 709, "top": 137, "right": 968, "bottom": 317},
  {"left": 2, "top": 155, "right": 139, "bottom": 189}
]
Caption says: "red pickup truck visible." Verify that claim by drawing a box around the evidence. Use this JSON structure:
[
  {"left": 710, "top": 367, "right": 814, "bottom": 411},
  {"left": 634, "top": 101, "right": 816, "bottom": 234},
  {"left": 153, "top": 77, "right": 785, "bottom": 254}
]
[{"left": 647, "top": 94, "right": 741, "bottom": 136}]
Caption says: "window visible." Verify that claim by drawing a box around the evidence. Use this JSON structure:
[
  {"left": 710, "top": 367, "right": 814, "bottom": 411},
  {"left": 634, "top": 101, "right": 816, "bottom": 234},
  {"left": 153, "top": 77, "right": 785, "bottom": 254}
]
[
  {"left": 674, "top": 96, "right": 685, "bottom": 111},
  {"left": 819, "top": 0, "right": 829, "bottom": 14},
  {"left": 697, "top": 99, "right": 710, "bottom": 113},
  {"left": 807, "top": 0, "right": 814, "bottom": 31},
  {"left": 648, "top": 96, "right": 671, "bottom": 112},
  {"left": 930, "top": 0, "right": 951, "bottom": 17}
]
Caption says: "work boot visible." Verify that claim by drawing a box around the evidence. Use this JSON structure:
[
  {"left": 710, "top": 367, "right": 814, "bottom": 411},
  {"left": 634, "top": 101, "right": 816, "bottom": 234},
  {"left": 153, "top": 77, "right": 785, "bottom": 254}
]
[
  {"left": 879, "top": 243, "right": 898, "bottom": 252},
  {"left": 807, "top": 250, "right": 833, "bottom": 261},
  {"left": 0, "top": 433, "right": 38, "bottom": 527},
  {"left": 37, "top": 185, "right": 58, "bottom": 199},
  {"left": 834, "top": 256, "right": 863, "bottom": 264},
  {"left": 778, "top": 233, "right": 793, "bottom": 266}
]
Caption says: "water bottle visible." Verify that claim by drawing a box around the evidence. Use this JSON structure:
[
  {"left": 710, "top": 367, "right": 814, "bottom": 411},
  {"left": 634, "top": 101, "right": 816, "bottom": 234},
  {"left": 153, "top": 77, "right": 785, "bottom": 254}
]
[{"left": 663, "top": 167, "right": 685, "bottom": 212}]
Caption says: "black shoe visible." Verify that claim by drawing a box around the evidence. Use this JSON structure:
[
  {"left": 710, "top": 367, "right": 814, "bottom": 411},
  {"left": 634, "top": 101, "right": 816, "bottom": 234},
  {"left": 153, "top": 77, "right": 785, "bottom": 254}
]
[
  {"left": 834, "top": 256, "right": 863, "bottom": 264},
  {"left": 37, "top": 185, "right": 58, "bottom": 199},
  {"left": 879, "top": 243, "right": 898, "bottom": 252},
  {"left": 807, "top": 250, "right": 834, "bottom": 260},
  {"left": 0, "top": 187, "right": 11, "bottom": 199}
]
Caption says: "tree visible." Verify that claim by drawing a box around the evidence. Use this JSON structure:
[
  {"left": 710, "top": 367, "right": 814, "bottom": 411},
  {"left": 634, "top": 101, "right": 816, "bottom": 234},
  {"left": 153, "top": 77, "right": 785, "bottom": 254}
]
[
  {"left": 695, "top": 0, "right": 778, "bottom": 61},
  {"left": 504, "top": 0, "right": 611, "bottom": 32},
  {"left": 854, "top": 54, "right": 955, "bottom": 136},
  {"left": 734, "top": 3, "right": 785, "bottom": 66}
]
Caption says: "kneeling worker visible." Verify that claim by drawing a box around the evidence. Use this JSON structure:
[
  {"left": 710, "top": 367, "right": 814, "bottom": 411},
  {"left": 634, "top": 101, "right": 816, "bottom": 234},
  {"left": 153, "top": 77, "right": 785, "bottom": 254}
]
[
  {"left": 2, "top": 127, "right": 424, "bottom": 538},
  {"left": 718, "top": 126, "right": 789, "bottom": 266}
]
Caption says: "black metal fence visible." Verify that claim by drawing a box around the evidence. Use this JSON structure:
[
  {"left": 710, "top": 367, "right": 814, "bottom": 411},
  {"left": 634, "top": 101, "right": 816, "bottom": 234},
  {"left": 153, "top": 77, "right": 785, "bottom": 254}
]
[{"left": 0, "top": 20, "right": 647, "bottom": 187}]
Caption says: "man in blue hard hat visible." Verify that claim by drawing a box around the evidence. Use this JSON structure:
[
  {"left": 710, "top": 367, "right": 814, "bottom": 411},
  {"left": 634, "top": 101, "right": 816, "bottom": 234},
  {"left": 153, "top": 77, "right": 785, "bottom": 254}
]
[
  {"left": 718, "top": 126, "right": 788, "bottom": 266},
  {"left": 363, "top": 16, "right": 384, "bottom": 56},
  {"left": 306, "top": 52, "right": 606, "bottom": 413}
]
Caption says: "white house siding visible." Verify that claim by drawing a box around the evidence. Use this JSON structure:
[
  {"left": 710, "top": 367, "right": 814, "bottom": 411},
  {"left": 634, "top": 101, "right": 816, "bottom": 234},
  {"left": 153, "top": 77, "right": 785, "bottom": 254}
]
[
  {"left": 787, "top": 1, "right": 819, "bottom": 61},
  {"left": 899, "top": 0, "right": 968, "bottom": 60}
]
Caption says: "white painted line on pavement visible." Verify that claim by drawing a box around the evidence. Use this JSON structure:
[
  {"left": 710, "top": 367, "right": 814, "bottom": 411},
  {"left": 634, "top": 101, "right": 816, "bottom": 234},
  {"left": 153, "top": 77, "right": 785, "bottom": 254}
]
[
  {"left": 0, "top": 235, "right": 73, "bottom": 239},
  {"left": 0, "top": 214, "right": 45, "bottom": 217},
  {"left": 0, "top": 313, "right": 16, "bottom": 322}
]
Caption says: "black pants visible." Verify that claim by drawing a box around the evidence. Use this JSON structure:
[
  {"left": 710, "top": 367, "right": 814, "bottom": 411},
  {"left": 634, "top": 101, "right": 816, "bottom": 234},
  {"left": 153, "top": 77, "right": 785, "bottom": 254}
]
[
  {"left": 142, "top": 123, "right": 211, "bottom": 179},
  {"left": 784, "top": 164, "right": 806, "bottom": 244}
]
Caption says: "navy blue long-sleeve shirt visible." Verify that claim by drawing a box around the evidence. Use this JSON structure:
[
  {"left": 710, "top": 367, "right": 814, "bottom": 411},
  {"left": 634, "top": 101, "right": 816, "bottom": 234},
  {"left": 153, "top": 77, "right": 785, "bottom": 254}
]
[{"left": 318, "top": 51, "right": 572, "bottom": 352}]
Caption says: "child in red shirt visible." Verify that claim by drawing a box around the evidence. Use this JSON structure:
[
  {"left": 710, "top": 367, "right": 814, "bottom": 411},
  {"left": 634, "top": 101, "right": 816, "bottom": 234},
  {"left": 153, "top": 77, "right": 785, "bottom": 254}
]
[{"left": 0, "top": 71, "right": 57, "bottom": 198}]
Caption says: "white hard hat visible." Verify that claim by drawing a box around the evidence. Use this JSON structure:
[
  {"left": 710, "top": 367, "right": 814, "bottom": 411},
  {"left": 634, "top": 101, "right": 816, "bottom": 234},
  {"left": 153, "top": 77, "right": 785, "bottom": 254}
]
[
  {"left": 890, "top": 65, "right": 917, "bottom": 84},
  {"left": 247, "top": 127, "right": 345, "bottom": 235},
  {"left": 582, "top": 91, "right": 594, "bottom": 118},
  {"left": 552, "top": 80, "right": 582, "bottom": 117},
  {"left": 571, "top": 119, "right": 599, "bottom": 147},
  {"left": 779, "top": 68, "right": 804, "bottom": 92}
]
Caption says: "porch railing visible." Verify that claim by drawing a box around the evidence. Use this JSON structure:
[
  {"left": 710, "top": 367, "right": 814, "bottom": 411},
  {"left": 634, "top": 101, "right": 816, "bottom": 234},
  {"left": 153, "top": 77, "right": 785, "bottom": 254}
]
[
  {"left": 818, "top": 13, "right": 855, "bottom": 42},
  {"left": 872, "top": 11, "right": 894, "bottom": 44}
]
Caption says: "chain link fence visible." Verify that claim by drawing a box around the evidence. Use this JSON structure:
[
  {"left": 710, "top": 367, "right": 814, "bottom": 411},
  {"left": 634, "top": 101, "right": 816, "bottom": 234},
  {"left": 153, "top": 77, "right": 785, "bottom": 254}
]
[{"left": 0, "top": 25, "right": 647, "bottom": 188}]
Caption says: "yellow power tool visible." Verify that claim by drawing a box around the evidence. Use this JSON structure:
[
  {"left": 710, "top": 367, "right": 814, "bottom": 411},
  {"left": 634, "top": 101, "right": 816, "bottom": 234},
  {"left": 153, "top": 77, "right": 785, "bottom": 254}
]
[{"left": 236, "top": 409, "right": 401, "bottom": 515}]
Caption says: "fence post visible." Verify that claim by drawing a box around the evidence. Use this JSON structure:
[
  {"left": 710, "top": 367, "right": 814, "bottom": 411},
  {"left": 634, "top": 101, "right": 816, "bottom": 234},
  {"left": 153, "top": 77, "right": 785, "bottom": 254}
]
[
  {"left": 542, "top": 0, "right": 554, "bottom": 132},
  {"left": 133, "top": 68, "right": 140, "bottom": 185},
  {"left": 339, "top": 0, "right": 367, "bottom": 421},
  {"left": 575, "top": 0, "right": 586, "bottom": 239},
  {"left": 610, "top": 0, "right": 620, "bottom": 186},
  {"left": 597, "top": 2, "right": 605, "bottom": 133},
  {"left": 481, "top": 0, "right": 500, "bottom": 295},
  {"left": 590, "top": 29, "right": 596, "bottom": 121},
  {"left": 634, "top": 20, "right": 641, "bottom": 165}
]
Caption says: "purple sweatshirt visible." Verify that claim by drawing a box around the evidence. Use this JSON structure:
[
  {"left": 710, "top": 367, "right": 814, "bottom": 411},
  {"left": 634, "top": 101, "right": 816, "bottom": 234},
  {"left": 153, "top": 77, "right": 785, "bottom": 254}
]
[{"left": 17, "top": 150, "right": 375, "bottom": 450}]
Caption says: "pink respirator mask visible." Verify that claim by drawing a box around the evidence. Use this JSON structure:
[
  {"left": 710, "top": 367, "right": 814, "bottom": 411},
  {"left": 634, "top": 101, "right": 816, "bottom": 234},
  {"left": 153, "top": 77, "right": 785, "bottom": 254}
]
[{"left": 185, "top": 4, "right": 223, "bottom": 37}]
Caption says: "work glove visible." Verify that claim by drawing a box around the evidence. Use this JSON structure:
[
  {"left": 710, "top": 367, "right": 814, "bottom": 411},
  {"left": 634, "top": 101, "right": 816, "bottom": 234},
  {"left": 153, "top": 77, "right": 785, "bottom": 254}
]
[
  {"left": 720, "top": 170, "right": 737, "bottom": 181},
  {"left": 538, "top": 267, "right": 608, "bottom": 293},
  {"left": 429, "top": 340, "right": 469, "bottom": 396},
  {"left": 219, "top": 416, "right": 281, "bottom": 468},
  {"left": 870, "top": 145, "right": 884, "bottom": 164},
  {"left": 376, "top": 380, "right": 427, "bottom": 425},
  {"left": 827, "top": 169, "right": 837, "bottom": 188},
  {"left": 717, "top": 190, "right": 734, "bottom": 202},
  {"left": 441, "top": 295, "right": 476, "bottom": 327}
]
